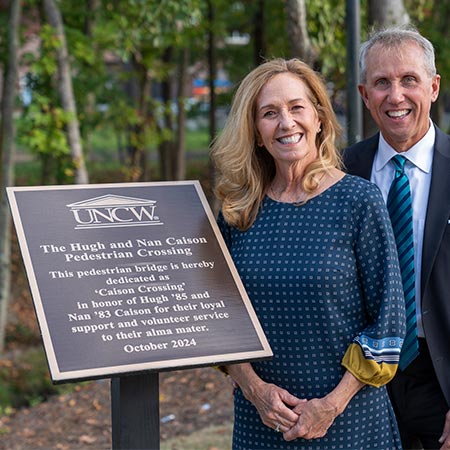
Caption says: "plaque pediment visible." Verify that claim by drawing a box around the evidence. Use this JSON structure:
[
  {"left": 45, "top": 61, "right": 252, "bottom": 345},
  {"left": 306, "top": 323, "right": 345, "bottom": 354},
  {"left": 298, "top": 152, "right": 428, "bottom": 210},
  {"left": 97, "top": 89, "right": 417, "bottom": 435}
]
[{"left": 67, "top": 194, "right": 156, "bottom": 209}]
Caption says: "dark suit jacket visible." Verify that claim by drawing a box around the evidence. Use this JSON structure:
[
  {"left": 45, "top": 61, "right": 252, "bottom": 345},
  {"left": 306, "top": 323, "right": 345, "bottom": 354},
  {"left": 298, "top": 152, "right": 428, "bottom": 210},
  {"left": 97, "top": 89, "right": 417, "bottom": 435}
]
[{"left": 343, "top": 124, "right": 450, "bottom": 407}]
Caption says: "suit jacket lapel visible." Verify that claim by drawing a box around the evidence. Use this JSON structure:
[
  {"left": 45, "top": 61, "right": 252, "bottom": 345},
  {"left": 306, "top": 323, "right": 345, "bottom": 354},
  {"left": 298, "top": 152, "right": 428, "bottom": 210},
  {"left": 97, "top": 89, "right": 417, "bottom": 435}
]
[
  {"left": 421, "top": 126, "right": 450, "bottom": 293},
  {"left": 343, "top": 134, "right": 379, "bottom": 179}
]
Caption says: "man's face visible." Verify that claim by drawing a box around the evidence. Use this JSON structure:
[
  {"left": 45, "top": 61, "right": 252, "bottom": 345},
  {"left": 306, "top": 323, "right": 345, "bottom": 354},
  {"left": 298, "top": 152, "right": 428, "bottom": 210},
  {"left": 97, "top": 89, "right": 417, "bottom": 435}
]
[{"left": 358, "top": 41, "right": 440, "bottom": 152}]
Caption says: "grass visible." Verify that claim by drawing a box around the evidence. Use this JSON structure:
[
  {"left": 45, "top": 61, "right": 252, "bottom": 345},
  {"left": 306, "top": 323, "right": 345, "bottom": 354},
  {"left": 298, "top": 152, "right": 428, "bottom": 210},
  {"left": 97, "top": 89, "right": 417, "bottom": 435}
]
[
  {"left": 86, "top": 124, "right": 211, "bottom": 162},
  {"left": 162, "top": 423, "right": 233, "bottom": 450},
  {"left": 185, "top": 128, "right": 211, "bottom": 154},
  {"left": 14, "top": 125, "right": 212, "bottom": 187}
]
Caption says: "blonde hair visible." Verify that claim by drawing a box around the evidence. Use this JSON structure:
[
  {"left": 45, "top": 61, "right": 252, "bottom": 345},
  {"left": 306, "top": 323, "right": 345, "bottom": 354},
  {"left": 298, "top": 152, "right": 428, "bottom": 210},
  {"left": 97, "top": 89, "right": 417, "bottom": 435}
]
[{"left": 210, "top": 58, "right": 342, "bottom": 231}]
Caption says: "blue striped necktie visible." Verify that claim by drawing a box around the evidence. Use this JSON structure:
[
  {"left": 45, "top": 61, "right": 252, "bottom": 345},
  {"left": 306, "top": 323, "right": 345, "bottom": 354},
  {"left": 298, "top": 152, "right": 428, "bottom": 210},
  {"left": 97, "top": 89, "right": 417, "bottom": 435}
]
[{"left": 387, "top": 154, "right": 419, "bottom": 370}]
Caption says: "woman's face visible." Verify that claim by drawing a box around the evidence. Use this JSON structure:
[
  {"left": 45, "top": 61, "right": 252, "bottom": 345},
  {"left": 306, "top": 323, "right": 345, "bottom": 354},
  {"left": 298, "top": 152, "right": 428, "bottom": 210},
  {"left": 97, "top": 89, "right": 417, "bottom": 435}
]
[{"left": 255, "top": 72, "right": 321, "bottom": 167}]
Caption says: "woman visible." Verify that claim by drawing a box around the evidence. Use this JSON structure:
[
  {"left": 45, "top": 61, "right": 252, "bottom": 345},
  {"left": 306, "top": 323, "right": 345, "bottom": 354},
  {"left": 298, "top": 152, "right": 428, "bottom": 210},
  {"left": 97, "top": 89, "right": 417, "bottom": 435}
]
[{"left": 211, "top": 58, "right": 406, "bottom": 449}]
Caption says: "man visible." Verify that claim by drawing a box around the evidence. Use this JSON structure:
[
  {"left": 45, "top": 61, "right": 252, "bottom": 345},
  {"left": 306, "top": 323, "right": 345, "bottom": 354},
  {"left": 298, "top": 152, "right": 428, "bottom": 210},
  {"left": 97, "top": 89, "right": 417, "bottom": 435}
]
[{"left": 343, "top": 26, "right": 450, "bottom": 450}]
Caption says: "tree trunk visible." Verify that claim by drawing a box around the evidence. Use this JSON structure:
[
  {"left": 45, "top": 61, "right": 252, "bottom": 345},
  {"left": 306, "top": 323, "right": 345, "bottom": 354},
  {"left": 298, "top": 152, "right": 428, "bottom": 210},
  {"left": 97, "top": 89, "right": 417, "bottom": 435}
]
[
  {"left": 206, "top": 0, "right": 219, "bottom": 213},
  {"left": 158, "top": 47, "right": 174, "bottom": 181},
  {"left": 0, "top": 68, "right": 3, "bottom": 104},
  {"left": 207, "top": 0, "right": 216, "bottom": 145},
  {"left": 82, "top": 0, "right": 101, "bottom": 157},
  {"left": 0, "top": 0, "right": 21, "bottom": 353},
  {"left": 253, "top": 0, "right": 267, "bottom": 66},
  {"left": 122, "top": 53, "right": 152, "bottom": 182},
  {"left": 173, "top": 47, "right": 189, "bottom": 181},
  {"left": 285, "top": 0, "right": 316, "bottom": 65},
  {"left": 137, "top": 64, "right": 151, "bottom": 181},
  {"left": 364, "top": 0, "right": 410, "bottom": 138},
  {"left": 43, "top": 0, "right": 89, "bottom": 184},
  {"left": 368, "top": 0, "right": 409, "bottom": 29},
  {"left": 122, "top": 58, "right": 141, "bottom": 178}
]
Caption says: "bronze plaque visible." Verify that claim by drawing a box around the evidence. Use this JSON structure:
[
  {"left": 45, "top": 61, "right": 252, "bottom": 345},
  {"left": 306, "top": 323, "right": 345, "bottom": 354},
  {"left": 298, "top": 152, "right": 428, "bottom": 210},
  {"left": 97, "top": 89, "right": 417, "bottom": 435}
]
[{"left": 7, "top": 181, "right": 272, "bottom": 382}]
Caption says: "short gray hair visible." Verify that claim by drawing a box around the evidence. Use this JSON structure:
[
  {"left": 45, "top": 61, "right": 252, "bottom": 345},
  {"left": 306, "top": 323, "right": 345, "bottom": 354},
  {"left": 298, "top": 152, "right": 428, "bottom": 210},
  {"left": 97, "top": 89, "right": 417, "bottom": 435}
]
[{"left": 359, "top": 26, "right": 437, "bottom": 84}]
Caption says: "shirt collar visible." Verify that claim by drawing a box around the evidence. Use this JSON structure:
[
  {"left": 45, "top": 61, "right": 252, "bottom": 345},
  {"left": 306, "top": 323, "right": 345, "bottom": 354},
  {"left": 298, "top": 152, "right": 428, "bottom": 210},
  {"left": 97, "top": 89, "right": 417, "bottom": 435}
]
[{"left": 375, "top": 120, "right": 435, "bottom": 174}]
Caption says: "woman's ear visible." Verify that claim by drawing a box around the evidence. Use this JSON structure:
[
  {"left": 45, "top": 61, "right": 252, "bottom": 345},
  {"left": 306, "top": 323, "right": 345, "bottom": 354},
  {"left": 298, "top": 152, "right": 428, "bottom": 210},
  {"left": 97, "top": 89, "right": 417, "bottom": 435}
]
[{"left": 256, "top": 133, "right": 263, "bottom": 147}]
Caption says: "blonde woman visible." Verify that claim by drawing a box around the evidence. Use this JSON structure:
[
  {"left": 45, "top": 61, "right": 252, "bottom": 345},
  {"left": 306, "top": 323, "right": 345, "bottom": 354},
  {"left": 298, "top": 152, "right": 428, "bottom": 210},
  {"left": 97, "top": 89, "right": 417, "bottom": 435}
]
[{"left": 211, "top": 58, "right": 406, "bottom": 449}]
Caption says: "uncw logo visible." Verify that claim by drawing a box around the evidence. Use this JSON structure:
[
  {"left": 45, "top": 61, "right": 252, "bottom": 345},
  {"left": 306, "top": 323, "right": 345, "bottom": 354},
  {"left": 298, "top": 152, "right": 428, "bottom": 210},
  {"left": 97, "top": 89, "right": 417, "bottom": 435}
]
[{"left": 67, "top": 194, "right": 163, "bottom": 229}]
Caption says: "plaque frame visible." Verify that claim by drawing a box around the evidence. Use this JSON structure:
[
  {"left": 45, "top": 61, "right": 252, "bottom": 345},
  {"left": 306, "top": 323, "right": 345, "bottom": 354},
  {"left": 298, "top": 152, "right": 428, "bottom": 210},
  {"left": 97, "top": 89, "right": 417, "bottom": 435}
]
[{"left": 7, "top": 181, "right": 272, "bottom": 382}]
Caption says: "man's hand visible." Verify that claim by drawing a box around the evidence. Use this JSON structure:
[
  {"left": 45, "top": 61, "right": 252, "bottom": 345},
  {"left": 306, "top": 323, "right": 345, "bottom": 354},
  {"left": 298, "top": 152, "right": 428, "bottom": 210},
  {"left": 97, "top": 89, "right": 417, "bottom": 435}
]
[{"left": 439, "top": 409, "right": 450, "bottom": 450}]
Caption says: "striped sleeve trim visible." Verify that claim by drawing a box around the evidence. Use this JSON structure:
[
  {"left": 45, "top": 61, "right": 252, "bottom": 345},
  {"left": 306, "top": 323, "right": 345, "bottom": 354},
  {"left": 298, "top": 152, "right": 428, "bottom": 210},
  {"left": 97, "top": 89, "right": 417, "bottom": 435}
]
[{"left": 354, "top": 335, "right": 403, "bottom": 364}]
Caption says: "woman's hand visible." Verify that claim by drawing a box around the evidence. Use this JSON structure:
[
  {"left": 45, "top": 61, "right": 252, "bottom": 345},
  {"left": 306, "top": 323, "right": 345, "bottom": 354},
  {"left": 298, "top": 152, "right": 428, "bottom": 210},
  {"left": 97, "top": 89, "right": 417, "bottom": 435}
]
[
  {"left": 244, "top": 378, "right": 304, "bottom": 432},
  {"left": 227, "top": 363, "right": 303, "bottom": 433},
  {"left": 283, "top": 370, "right": 365, "bottom": 441},
  {"left": 283, "top": 396, "right": 338, "bottom": 440}
]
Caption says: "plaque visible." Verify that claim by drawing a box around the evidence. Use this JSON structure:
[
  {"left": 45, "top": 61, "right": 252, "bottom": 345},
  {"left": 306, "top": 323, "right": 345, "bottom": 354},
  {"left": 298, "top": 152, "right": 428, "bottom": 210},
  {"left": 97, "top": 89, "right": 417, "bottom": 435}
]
[{"left": 7, "top": 181, "right": 272, "bottom": 382}]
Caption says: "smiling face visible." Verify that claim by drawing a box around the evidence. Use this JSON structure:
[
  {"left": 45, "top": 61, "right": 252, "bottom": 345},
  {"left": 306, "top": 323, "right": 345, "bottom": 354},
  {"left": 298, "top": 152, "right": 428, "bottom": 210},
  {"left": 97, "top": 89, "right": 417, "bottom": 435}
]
[
  {"left": 359, "top": 41, "right": 440, "bottom": 152},
  {"left": 255, "top": 72, "right": 321, "bottom": 168}
]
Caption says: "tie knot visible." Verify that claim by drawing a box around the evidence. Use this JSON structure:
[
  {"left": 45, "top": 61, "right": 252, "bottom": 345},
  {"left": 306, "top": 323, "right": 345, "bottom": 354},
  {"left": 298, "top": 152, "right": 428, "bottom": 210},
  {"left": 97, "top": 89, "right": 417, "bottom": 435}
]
[{"left": 391, "top": 154, "right": 407, "bottom": 174}]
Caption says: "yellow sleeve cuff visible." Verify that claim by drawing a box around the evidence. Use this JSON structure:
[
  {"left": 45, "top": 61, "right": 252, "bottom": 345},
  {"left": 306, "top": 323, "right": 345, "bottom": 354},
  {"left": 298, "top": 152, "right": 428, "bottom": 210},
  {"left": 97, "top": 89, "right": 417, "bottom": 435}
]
[{"left": 341, "top": 343, "right": 398, "bottom": 388}]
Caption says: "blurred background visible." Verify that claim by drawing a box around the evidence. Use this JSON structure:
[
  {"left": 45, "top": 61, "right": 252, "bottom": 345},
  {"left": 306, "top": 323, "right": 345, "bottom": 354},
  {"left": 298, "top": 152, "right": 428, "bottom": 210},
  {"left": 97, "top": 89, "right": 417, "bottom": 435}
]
[{"left": 0, "top": 1, "right": 449, "bottom": 448}]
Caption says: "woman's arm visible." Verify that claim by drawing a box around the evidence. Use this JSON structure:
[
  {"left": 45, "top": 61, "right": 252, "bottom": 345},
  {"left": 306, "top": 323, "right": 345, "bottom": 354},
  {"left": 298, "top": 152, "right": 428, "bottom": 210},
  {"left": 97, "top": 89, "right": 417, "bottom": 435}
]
[{"left": 283, "top": 184, "right": 404, "bottom": 441}]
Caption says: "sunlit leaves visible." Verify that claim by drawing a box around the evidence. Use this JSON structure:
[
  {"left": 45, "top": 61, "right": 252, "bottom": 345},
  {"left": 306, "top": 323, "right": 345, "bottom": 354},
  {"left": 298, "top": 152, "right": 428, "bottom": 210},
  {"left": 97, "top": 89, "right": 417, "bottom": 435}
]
[
  {"left": 102, "top": 0, "right": 203, "bottom": 56},
  {"left": 18, "top": 93, "right": 71, "bottom": 158}
]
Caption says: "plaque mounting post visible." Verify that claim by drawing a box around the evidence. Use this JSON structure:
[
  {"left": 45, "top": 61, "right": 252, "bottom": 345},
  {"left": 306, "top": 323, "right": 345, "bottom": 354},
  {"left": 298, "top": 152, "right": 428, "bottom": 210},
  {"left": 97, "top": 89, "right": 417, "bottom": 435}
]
[{"left": 111, "top": 372, "right": 160, "bottom": 450}]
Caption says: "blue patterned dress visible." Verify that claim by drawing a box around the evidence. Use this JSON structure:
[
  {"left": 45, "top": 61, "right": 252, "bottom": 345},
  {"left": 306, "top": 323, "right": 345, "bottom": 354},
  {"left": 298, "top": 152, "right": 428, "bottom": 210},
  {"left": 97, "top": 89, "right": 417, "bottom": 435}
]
[{"left": 218, "top": 175, "right": 405, "bottom": 450}]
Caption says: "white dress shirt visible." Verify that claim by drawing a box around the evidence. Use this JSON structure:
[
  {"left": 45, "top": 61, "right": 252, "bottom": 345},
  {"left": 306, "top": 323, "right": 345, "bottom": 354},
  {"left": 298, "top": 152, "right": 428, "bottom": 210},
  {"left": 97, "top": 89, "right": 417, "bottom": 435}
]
[{"left": 370, "top": 123, "right": 435, "bottom": 338}]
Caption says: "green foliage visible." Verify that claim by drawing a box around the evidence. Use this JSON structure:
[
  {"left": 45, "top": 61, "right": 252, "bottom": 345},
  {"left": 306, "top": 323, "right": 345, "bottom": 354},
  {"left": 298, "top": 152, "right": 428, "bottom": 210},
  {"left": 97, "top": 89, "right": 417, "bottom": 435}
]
[
  {"left": 33, "top": 24, "right": 62, "bottom": 77},
  {"left": 406, "top": 0, "right": 430, "bottom": 22},
  {"left": 17, "top": 0, "right": 352, "bottom": 181},
  {"left": 4, "top": 322, "right": 41, "bottom": 347},
  {"left": 17, "top": 17, "right": 80, "bottom": 183},
  {"left": 17, "top": 91, "right": 78, "bottom": 184},
  {"left": 12, "top": 0, "right": 443, "bottom": 185},
  {"left": 0, "top": 347, "right": 56, "bottom": 409},
  {"left": 307, "top": 0, "right": 346, "bottom": 85},
  {"left": 407, "top": 0, "right": 450, "bottom": 91},
  {"left": 18, "top": 93, "right": 71, "bottom": 158},
  {"left": 101, "top": 0, "right": 203, "bottom": 57},
  {"left": 13, "top": 160, "right": 43, "bottom": 186},
  {"left": 0, "top": 346, "right": 90, "bottom": 411},
  {"left": 209, "top": 0, "right": 347, "bottom": 94},
  {"left": 214, "top": 1, "right": 260, "bottom": 81},
  {"left": 66, "top": 29, "right": 97, "bottom": 67}
]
